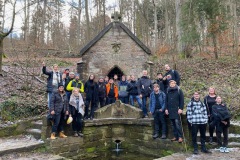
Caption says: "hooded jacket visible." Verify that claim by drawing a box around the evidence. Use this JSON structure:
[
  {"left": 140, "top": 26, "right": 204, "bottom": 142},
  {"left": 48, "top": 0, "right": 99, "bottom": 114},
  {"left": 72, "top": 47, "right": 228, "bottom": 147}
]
[{"left": 50, "top": 91, "right": 69, "bottom": 115}]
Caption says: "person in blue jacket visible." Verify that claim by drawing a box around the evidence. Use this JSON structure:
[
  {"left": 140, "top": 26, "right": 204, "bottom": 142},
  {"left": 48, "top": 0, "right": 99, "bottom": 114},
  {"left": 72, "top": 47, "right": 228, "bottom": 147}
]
[{"left": 149, "top": 83, "right": 166, "bottom": 139}]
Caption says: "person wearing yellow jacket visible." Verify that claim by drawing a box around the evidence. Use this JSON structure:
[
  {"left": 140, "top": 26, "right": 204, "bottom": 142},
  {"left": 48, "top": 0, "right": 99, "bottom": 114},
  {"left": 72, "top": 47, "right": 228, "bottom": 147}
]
[{"left": 67, "top": 74, "right": 84, "bottom": 93}]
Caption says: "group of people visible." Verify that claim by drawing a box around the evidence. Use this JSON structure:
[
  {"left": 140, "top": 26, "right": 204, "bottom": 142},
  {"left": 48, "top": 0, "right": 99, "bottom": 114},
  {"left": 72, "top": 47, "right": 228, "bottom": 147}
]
[{"left": 42, "top": 62, "right": 231, "bottom": 155}]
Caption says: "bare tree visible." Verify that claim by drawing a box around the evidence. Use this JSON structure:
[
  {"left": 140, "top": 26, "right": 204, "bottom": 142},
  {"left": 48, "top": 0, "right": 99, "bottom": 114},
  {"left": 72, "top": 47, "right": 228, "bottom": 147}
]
[
  {"left": 85, "top": 0, "right": 90, "bottom": 42},
  {"left": 0, "top": 0, "right": 16, "bottom": 76}
]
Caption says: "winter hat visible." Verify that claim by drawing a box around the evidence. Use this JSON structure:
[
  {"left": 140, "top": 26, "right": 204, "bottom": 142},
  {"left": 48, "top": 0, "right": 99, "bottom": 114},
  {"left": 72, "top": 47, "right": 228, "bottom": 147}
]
[
  {"left": 69, "top": 72, "right": 75, "bottom": 75},
  {"left": 75, "top": 73, "right": 80, "bottom": 77},
  {"left": 99, "top": 76, "right": 104, "bottom": 80},
  {"left": 58, "top": 83, "right": 64, "bottom": 88}
]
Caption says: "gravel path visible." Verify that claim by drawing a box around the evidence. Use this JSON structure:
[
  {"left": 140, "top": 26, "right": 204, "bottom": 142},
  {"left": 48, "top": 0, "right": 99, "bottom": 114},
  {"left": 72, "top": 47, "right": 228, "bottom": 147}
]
[{"left": 156, "top": 147, "right": 240, "bottom": 160}]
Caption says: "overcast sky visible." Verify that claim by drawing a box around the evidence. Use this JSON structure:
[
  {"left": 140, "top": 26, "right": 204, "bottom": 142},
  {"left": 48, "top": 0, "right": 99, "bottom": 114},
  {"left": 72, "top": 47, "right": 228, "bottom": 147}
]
[{"left": 4, "top": 0, "right": 118, "bottom": 36}]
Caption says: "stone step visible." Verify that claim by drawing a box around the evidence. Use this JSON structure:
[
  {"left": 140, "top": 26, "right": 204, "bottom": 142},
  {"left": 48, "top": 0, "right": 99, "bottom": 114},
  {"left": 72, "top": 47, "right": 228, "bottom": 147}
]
[
  {"left": 26, "top": 129, "right": 42, "bottom": 139},
  {"left": 31, "top": 120, "right": 43, "bottom": 130},
  {"left": 0, "top": 135, "right": 44, "bottom": 156}
]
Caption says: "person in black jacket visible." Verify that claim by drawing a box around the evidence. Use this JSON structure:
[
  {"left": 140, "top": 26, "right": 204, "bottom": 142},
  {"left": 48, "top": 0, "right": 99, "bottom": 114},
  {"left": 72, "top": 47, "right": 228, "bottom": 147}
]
[
  {"left": 84, "top": 74, "right": 99, "bottom": 120},
  {"left": 49, "top": 84, "right": 69, "bottom": 140},
  {"left": 137, "top": 70, "right": 152, "bottom": 118},
  {"left": 211, "top": 96, "right": 231, "bottom": 153},
  {"left": 204, "top": 87, "right": 217, "bottom": 144},
  {"left": 165, "top": 80, "right": 184, "bottom": 143},
  {"left": 127, "top": 75, "right": 142, "bottom": 108},
  {"left": 98, "top": 76, "right": 107, "bottom": 107},
  {"left": 42, "top": 62, "right": 62, "bottom": 109},
  {"left": 156, "top": 73, "right": 165, "bottom": 93},
  {"left": 163, "top": 64, "right": 180, "bottom": 92},
  {"left": 64, "top": 72, "right": 75, "bottom": 100}
]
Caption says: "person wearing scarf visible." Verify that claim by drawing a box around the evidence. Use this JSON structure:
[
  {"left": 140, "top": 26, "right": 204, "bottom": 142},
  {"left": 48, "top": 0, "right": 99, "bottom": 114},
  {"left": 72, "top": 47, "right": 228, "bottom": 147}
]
[{"left": 69, "top": 88, "right": 85, "bottom": 137}]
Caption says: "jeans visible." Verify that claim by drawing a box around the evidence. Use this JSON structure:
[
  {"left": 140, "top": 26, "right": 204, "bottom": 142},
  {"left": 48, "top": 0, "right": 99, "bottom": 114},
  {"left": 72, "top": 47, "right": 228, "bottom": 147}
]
[
  {"left": 107, "top": 97, "right": 116, "bottom": 104},
  {"left": 119, "top": 97, "right": 129, "bottom": 104},
  {"left": 129, "top": 95, "right": 142, "bottom": 108},
  {"left": 170, "top": 118, "right": 183, "bottom": 139},
  {"left": 66, "top": 91, "right": 71, "bottom": 101},
  {"left": 51, "top": 111, "right": 64, "bottom": 133},
  {"left": 216, "top": 124, "right": 229, "bottom": 147},
  {"left": 98, "top": 97, "right": 106, "bottom": 108},
  {"left": 141, "top": 96, "right": 148, "bottom": 116},
  {"left": 72, "top": 112, "right": 83, "bottom": 132},
  {"left": 47, "top": 92, "right": 53, "bottom": 109},
  {"left": 191, "top": 124, "right": 207, "bottom": 150},
  {"left": 153, "top": 110, "right": 166, "bottom": 135}
]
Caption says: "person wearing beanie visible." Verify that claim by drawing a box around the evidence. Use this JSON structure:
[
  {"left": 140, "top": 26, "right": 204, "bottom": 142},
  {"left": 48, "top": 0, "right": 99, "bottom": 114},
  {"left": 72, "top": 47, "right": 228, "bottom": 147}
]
[
  {"left": 49, "top": 84, "right": 69, "bottom": 139},
  {"left": 66, "top": 73, "right": 84, "bottom": 93},
  {"left": 84, "top": 74, "right": 99, "bottom": 120}
]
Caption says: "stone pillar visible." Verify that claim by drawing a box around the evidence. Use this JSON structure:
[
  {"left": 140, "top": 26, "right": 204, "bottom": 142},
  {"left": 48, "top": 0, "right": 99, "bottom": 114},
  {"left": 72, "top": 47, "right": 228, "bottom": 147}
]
[{"left": 77, "top": 61, "right": 87, "bottom": 82}]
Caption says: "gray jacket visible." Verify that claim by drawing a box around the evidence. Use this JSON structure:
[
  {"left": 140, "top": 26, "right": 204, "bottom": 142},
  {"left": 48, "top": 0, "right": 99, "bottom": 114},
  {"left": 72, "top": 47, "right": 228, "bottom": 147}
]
[{"left": 50, "top": 91, "right": 69, "bottom": 115}]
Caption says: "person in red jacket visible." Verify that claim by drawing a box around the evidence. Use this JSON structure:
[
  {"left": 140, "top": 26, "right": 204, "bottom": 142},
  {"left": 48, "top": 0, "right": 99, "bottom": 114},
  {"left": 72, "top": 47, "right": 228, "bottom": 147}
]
[{"left": 106, "top": 78, "right": 118, "bottom": 104}]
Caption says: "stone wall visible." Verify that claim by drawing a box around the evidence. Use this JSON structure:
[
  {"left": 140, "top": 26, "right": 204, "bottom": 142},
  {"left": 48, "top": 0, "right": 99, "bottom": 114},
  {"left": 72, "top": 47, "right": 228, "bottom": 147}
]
[
  {"left": 78, "top": 22, "right": 151, "bottom": 81},
  {"left": 42, "top": 118, "right": 189, "bottom": 159}
]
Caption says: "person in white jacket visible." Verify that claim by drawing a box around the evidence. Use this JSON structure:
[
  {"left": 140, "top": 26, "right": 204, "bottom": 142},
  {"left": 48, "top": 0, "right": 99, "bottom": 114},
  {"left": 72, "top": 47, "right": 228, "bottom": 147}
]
[{"left": 69, "top": 88, "right": 85, "bottom": 137}]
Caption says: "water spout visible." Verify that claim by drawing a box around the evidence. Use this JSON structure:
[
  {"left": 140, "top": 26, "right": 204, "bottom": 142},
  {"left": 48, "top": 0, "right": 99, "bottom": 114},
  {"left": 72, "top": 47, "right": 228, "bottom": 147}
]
[{"left": 113, "top": 140, "right": 122, "bottom": 152}]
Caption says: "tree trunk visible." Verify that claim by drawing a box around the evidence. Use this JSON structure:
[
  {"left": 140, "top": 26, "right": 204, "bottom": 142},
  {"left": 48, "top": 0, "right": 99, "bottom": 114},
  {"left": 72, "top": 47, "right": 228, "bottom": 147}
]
[
  {"left": 0, "top": 38, "right": 3, "bottom": 75},
  {"left": 175, "top": 0, "right": 183, "bottom": 54},
  {"left": 212, "top": 33, "right": 218, "bottom": 59},
  {"left": 0, "top": 1, "right": 16, "bottom": 76},
  {"left": 85, "top": 0, "right": 90, "bottom": 42},
  {"left": 164, "top": 0, "right": 170, "bottom": 44},
  {"left": 153, "top": 0, "right": 158, "bottom": 54},
  {"left": 233, "top": 0, "right": 239, "bottom": 57},
  {"left": 77, "top": 0, "right": 82, "bottom": 46},
  {"left": 40, "top": 0, "right": 47, "bottom": 44}
]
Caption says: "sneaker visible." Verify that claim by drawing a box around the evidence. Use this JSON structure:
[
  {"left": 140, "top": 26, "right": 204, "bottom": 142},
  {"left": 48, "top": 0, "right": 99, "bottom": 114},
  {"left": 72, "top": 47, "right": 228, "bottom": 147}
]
[
  {"left": 171, "top": 137, "right": 177, "bottom": 141},
  {"left": 161, "top": 134, "right": 166, "bottom": 139},
  {"left": 152, "top": 134, "right": 159, "bottom": 139},
  {"left": 193, "top": 149, "right": 199, "bottom": 155},
  {"left": 219, "top": 147, "right": 225, "bottom": 153},
  {"left": 224, "top": 147, "right": 229, "bottom": 153},
  {"left": 73, "top": 131, "right": 78, "bottom": 137},
  {"left": 178, "top": 137, "right": 183, "bottom": 143},
  {"left": 201, "top": 149, "right": 211, "bottom": 154},
  {"left": 78, "top": 132, "right": 84, "bottom": 137},
  {"left": 209, "top": 137, "right": 213, "bottom": 145}
]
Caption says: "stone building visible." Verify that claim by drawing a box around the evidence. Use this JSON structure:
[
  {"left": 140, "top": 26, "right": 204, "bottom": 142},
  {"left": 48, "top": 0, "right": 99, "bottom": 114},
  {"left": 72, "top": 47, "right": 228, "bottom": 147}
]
[{"left": 77, "top": 18, "right": 152, "bottom": 82}]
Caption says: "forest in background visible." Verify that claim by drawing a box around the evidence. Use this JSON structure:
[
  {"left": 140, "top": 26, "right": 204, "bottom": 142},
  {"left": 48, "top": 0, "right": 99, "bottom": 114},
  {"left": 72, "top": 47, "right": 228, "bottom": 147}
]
[
  {"left": 1, "top": 0, "right": 240, "bottom": 121},
  {"left": 1, "top": 0, "right": 240, "bottom": 58}
]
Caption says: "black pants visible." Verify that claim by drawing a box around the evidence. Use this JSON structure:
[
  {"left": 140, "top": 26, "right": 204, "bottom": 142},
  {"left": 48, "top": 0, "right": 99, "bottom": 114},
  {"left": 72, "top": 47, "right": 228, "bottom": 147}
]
[
  {"left": 208, "top": 117, "right": 215, "bottom": 137},
  {"left": 107, "top": 97, "right": 116, "bottom": 105},
  {"left": 85, "top": 97, "right": 97, "bottom": 118},
  {"left": 153, "top": 110, "right": 166, "bottom": 135},
  {"left": 98, "top": 97, "right": 106, "bottom": 107},
  {"left": 191, "top": 123, "right": 207, "bottom": 150},
  {"left": 72, "top": 112, "right": 83, "bottom": 132},
  {"left": 216, "top": 125, "right": 229, "bottom": 147}
]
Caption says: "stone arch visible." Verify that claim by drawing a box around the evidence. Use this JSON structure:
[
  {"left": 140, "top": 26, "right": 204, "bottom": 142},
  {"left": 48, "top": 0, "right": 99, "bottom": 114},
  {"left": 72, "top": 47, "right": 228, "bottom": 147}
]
[{"left": 107, "top": 65, "right": 124, "bottom": 80}]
